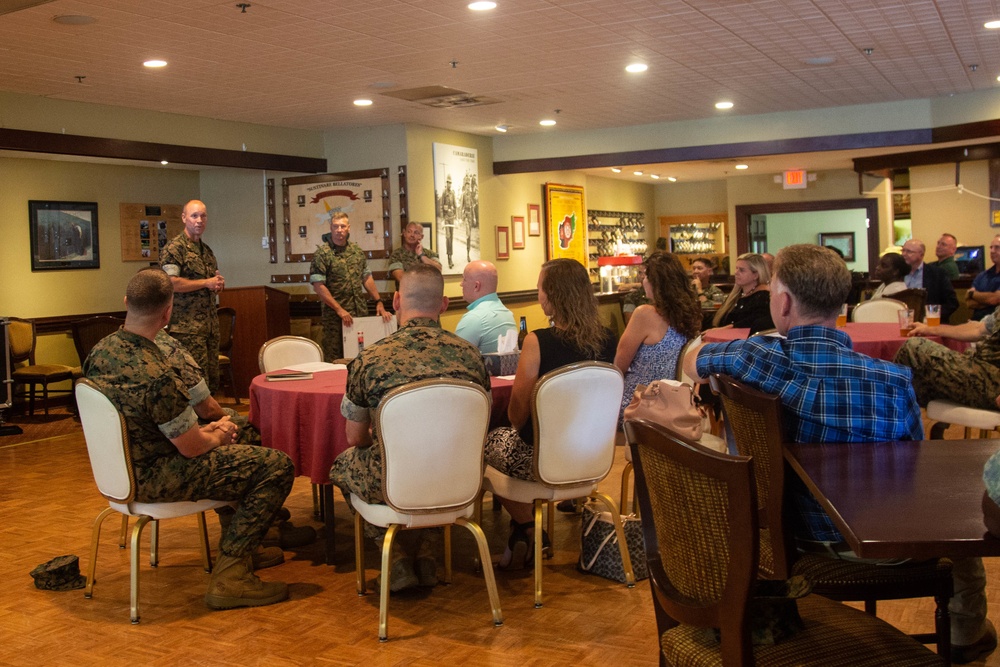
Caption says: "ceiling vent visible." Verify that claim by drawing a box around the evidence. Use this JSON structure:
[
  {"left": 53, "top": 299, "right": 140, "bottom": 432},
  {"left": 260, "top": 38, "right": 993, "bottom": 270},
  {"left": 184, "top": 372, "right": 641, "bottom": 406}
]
[{"left": 380, "top": 85, "right": 501, "bottom": 109}]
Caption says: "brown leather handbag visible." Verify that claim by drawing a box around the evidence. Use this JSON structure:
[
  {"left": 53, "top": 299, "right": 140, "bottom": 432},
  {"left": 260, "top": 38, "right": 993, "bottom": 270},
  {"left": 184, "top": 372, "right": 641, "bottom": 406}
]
[{"left": 623, "top": 379, "right": 705, "bottom": 442}]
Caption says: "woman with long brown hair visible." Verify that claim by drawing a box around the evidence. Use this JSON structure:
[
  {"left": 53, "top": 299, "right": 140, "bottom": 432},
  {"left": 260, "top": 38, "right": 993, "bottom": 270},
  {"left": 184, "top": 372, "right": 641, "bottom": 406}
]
[
  {"left": 484, "top": 258, "right": 617, "bottom": 569},
  {"left": 614, "top": 252, "right": 701, "bottom": 425}
]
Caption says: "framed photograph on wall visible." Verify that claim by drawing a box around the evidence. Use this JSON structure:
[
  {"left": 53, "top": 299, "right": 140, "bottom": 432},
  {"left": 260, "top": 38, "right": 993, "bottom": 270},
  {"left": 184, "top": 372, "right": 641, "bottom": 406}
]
[
  {"left": 511, "top": 215, "right": 525, "bottom": 249},
  {"left": 544, "top": 183, "right": 587, "bottom": 265},
  {"left": 420, "top": 222, "right": 434, "bottom": 252},
  {"left": 527, "top": 203, "right": 541, "bottom": 236},
  {"left": 818, "top": 232, "right": 856, "bottom": 262},
  {"left": 496, "top": 225, "right": 510, "bottom": 260},
  {"left": 28, "top": 200, "right": 100, "bottom": 271}
]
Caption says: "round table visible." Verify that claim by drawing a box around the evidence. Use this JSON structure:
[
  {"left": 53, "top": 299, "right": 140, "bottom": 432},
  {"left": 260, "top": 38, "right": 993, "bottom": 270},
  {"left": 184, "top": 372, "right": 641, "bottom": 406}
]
[{"left": 701, "top": 322, "right": 970, "bottom": 361}]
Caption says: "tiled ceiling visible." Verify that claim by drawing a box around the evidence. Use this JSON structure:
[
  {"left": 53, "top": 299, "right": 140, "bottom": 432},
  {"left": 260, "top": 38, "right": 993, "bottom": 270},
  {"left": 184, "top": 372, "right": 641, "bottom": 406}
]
[{"left": 2, "top": 0, "right": 1000, "bottom": 178}]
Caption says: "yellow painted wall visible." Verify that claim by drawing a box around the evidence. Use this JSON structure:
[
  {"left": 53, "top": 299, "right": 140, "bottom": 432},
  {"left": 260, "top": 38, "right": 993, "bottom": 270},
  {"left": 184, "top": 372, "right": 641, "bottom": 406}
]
[{"left": 910, "top": 161, "right": 994, "bottom": 252}]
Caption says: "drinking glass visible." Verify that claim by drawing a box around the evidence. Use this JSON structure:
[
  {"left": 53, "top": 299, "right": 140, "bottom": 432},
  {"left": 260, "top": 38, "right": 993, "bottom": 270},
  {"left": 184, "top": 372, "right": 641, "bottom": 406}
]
[
  {"left": 898, "top": 308, "right": 915, "bottom": 337},
  {"left": 836, "top": 304, "right": 848, "bottom": 327},
  {"left": 925, "top": 304, "right": 941, "bottom": 327}
]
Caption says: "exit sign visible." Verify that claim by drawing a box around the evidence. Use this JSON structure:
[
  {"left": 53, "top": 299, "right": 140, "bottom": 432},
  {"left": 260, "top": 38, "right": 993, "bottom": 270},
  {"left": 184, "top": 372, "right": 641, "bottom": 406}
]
[{"left": 783, "top": 170, "right": 808, "bottom": 189}]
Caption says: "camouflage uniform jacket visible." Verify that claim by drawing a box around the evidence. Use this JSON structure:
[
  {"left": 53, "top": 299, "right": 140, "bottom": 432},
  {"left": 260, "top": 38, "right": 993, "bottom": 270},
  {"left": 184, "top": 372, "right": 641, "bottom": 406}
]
[
  {"left": 84, "top": 329, "right": 198, "bottom": 483},
  {"left": 309, "top": 240, "right": 371, "bottom": 317},
  {"left": 340, "top": 317, "right": 490, "bottom": 446},
  {"left": 386, "top": 245, "right": 439, "bottom": 276},
  {"left": 160, "top": 232, "right": 219, "bottom": 336}
]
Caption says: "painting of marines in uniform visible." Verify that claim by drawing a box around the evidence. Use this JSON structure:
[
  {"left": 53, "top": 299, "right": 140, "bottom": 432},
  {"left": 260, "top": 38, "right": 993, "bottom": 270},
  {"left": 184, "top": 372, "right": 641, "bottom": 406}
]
[{"left": 433, "top": 143, "right": 480, "bottom": 276}]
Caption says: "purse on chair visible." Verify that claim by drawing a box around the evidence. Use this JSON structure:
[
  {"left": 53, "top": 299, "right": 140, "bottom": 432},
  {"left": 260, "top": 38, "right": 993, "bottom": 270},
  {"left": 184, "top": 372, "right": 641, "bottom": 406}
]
[{"left": 623, "top": 379, "right": 705, "bottom": 442}]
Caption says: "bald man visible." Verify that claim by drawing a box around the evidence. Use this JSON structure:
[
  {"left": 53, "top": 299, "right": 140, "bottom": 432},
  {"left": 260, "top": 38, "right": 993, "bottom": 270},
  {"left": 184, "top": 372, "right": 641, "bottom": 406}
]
[
  {"left": 160, "top": 199, "right": 226, "bottom": 392},
  {"left": 455, "top": 260, "right": 516, "bottom": 354}
]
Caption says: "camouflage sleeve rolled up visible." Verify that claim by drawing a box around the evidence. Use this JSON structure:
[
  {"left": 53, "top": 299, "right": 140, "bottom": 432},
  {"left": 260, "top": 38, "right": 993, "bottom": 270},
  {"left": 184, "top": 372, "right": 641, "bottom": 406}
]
[{"left": 310, "top": 242, "right": 370, "bottom": 317}]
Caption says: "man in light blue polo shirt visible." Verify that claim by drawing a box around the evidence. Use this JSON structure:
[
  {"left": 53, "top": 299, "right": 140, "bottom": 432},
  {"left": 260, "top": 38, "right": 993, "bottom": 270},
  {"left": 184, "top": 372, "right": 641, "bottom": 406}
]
[{"left": 455, "top": 260, "right": 516, "bottom": 353}]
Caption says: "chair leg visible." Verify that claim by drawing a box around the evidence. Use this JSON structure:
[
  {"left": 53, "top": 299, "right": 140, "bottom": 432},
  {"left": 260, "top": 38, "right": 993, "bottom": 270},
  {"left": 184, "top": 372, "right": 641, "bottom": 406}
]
[
  {"left": 119, "top": 515, "right": 129, "bottom": 548},
  {"left": 864, "top": 599, "right": 876, "bottom": 615},
  {"left": 533, "top": 499, "right": 544, "bottom": 608},
  {"left": 85, "top": 507, "right": 117, "bottom": 599},
  {"left": 934, "top": 593, "right": 952, "bottom": 664},
  {"left": 378, "top": 524, "right": 402, "bottom": 641},
  {"left": 443, "top": 525, "right": 453, "bottom": 584},
  {"left": 41, "top": 382, "right": 50, "bottom": 416},
  {"left": 197, "top": 512, "right": 214, "bottom": 573},
  {"left": 312, "top": 484, "right": 321, "bottom": 518},
  {"left": 546, "top": 501, "right": 554, "bottom": 559},
  {"left": 354, "top": 510, "right": 366, "bottom": 596},
  {"left": 592, "top": 491, "right": 636, "bottom": 587},
  {"left": 456, "top": 516, "right": 504, "bottom": 627},
  {"left": 620, "top": 462, "right": 633, "bottom": 515},
  {"left": 149, "top": 520, "right": 159, "bottom": 567},
  {"left": 130, "top": 515, "right": 153, "bottom": 624}
]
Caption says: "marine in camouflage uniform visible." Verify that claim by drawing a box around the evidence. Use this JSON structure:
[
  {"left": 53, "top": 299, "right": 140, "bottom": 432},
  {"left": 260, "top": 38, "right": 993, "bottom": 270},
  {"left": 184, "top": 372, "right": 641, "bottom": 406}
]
[
  {"left": 330, "top": 316, "right": 489, "bottom": 539},
  {"left": 160, "top": 230, "right": 221, "bottom": 393},
  {"left": 85, "top": 329, "right": 293, "bottom": 558},
  {"left": 387, "top": 245, "right": 439, "bottom": 281},
  {"left": 309, "top": 234, "right": 375, "bottom": 362},
  {"left": 154, "top": 329, "right": 260, "bottom": 445},
  {"left": 894, "top": 305, "right": 1000, "bottom": 410}
]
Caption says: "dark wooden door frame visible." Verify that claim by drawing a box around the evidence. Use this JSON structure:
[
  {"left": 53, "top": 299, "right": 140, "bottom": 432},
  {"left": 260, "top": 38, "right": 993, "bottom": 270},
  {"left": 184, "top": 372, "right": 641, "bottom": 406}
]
[{"left": 734, "top": 198, "right": 880, "bottom": 274}]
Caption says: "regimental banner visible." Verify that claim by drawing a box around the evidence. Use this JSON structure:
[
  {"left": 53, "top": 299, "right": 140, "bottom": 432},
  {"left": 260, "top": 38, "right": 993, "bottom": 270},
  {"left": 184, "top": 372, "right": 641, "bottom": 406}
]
[
  {"left": 544, "top": 182, "right": 587, "bottom": 266},
  {"left": 282, "top": 170, "right": 391, "bottom": 263},
  {"left": 433, "top": 142, "right": 480, "bottom": 275}
]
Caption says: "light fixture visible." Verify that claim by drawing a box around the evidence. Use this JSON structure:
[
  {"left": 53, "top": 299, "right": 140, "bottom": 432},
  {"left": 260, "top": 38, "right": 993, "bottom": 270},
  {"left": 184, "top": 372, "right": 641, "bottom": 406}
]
[
  {"left": 986, "top": 20, "right": 1000, "bottom": 29},
  {"left": 735, "top": 164, "right": 749, "bottom": 170},
  {"left": 667, "top": 176, "right": 677, "bottom": 182},
  {"left": 611, "top": 167, "right": 621, "bottom": 173},
  {"left": 160, "top": 160, "right": 169, "bottom": 165},
  {"left": 625, "top": 63, "right": 648, "bottom": 73},
  {"left": 494, "top": 124, "right": 508, "bottom": 132},
  {"left": 715, "top": 101, "right": 734, "bottom": 110},
  {"left": 539, "top": 119, "right": 556, "bottom": 126},
  {"left": 650, "top": 174, "right": 660, "bottom": 179},
  {"left": 143, "top": 59, "right": 167, "bottom": 68},
  {"left": 633, "top": 170, "right": 643, "bottom": 176},
  {"left": 468, "top": 1, "right": 496, "bottom": 10},
  {"left": 353, "top": 99, "right": 373, "bottom": 106}
]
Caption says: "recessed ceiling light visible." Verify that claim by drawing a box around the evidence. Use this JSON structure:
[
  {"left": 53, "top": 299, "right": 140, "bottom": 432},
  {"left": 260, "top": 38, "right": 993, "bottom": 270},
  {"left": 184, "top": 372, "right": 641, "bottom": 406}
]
[
  {"left": 735, "top": 164, "right": 749, "bottom": 170},
  {"left": 469, "top": 1, "right": 496, "bottom": 10},
  {"left": 633, "top": 171, "right": 643, "bottom": 176},
  {"left": 53, "top": 14, "right": 96, "bottom": 25},
  {"left": 353, "top": 99, "right": 373, "bottom": 106},
  {"left": 650, "top": 174, "right": 660, "bottom": 179},
  {"left": 625, "top": 63, "right": 648, "bottom": 73},
  {"left": 494, "top": 124, "right": 508, "bottom": 132},
  {"left": 539, "top": 119, "right": 556, "bottom": 126},
  {"left": 986, "top": 20, "right": 1000, "bottom": 29},
  {"left": 160, "top": 160, "right": 169, "bottom": 165},
  {"left": 143, "top": 60, "right": 167, "bottom": 68},
  {"left": 611, "top": 167, "right": 621, "bottom": 173},
  {"left": 715, "top": 101, "right": 734, "bottom": 110},
  {"left": 667, "top": 177, "right": 677, "bottom": 182}
]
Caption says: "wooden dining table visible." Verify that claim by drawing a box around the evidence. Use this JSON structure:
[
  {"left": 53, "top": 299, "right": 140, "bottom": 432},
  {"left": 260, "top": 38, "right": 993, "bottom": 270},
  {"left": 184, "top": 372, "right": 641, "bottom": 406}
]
[
  {"left": 784, "top": 439, "right": 1000, "bottom": 560},
  {"left": 702, "top": 322, "right": 970, "bottom": 362},
  {"left": 249, "top": 368, "right": 515, "bottom": 562}
]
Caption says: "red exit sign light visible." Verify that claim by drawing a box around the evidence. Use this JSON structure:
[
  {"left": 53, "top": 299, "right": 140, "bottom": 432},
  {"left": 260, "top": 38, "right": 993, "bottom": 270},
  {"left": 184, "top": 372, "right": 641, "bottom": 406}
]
[{"left": 783, "top": 169, "right": 807, "bottom": 189}]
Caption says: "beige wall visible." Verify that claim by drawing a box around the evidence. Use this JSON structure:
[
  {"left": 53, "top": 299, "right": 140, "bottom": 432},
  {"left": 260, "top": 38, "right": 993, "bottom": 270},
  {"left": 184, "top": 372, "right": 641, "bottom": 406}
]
[{"left": 910, "top": 161, "right": 995, "bottom": 252}]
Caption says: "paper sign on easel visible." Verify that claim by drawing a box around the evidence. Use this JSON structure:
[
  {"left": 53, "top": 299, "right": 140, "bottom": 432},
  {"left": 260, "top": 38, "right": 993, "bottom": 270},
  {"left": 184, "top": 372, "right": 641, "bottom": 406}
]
[{"left": 341, "top": 315, "right": 398, "bottom": 359}]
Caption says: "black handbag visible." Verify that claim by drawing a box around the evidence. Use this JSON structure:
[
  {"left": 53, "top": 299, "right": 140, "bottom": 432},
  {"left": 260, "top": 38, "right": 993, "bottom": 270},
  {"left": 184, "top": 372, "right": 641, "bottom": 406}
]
[{"left": 579, "top": 503, "right": 648, "bottom": 583}]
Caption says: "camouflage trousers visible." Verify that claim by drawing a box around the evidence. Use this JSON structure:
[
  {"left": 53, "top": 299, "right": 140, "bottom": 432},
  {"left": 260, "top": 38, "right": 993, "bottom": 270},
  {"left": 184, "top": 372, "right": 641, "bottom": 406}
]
[
  {"left": 136, "top": 444, "right": 294, "bottom": 558},
  {"left": 330, "top": 444, "right": 387, "bottom": 540},
  {"left": 320, "top": 309, "right": 345, "bottom": 362},
  {"left": 215, "top": 408, "right": 261, "bottom": 446},
  {"left": 894, "top": 338, "right": 1000, "bottom": 410},
  {"left": 171, "top": 328, "right": 220, "bottom": 394}
]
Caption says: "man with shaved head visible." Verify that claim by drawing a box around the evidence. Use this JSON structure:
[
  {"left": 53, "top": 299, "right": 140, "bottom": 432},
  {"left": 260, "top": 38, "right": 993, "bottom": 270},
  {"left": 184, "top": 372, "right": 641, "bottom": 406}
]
[
  {"left": 455, "top": 260, "right": 517, "bottom": 354},
  {"left": 330, "top": 264, "right": 489, "bottom": 593}
]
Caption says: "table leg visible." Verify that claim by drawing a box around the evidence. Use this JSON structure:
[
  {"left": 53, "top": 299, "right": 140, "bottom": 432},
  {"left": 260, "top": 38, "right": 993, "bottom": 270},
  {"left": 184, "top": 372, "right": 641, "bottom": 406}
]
[{"left": 322, "top": 483, "right": 336, "bottom": 565}]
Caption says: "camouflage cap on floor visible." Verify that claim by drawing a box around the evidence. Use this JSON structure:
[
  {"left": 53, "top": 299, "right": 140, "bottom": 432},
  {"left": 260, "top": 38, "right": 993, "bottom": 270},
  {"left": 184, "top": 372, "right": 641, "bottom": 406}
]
[{"left": 30, "top": 555, "right": 86, "bottom": 591}]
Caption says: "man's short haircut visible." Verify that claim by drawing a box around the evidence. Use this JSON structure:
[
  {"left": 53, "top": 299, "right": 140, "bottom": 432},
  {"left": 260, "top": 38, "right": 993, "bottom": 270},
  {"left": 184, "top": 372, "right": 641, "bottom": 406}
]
[
  {"left": 405, "top": 221, "right": 424, "bottom": 231},
  {"left": 400, "top": 263, "right": 444, "bottom": 312},
  {"left": 330, "top": 211, "right": 349, "bottom": 224},
  {"left": 126, "top": 268, "right": 174, "bottom": 316},
  {"left": 692, "top": 257, "right": 714, "bottom": 270},
  {"left": 774, "top": 244, "right": 851, "bottom": 318},
  {"left": 941, "top": 233, "right": 957, "bottom": 242}
]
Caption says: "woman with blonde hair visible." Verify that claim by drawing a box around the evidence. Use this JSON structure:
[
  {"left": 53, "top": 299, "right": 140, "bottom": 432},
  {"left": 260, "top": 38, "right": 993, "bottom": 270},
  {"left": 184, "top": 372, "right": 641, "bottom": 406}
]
[
  {"left": 711, "top": 252, "right": 774, "bottom": 334},
  {"left": 484, "top": 258, "right": 617, "bottom": 569},
  {"left": 615, "top": 252, "right": 701, "bottom": 425}
]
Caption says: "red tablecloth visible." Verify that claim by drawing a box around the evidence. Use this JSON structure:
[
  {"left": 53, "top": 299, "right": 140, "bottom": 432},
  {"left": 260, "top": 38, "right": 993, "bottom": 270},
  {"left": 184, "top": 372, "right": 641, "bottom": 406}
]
[
  {"left": 701, "top": 322, "right": 970, "bottom": 362},
  {"left": 249, "top": 369, "right": 514, "bottom": 483}
]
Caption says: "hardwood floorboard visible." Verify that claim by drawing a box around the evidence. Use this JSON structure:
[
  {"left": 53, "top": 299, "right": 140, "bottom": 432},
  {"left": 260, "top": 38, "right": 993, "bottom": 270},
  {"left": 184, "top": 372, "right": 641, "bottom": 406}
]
[{"left": 2, "top": 415, "right": 999, "bottom": 665}]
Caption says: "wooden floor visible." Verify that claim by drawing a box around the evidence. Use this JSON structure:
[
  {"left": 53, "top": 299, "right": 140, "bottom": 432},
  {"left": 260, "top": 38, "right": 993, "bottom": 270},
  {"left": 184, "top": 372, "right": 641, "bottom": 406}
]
[{"left": 2, "top": 416, "right": 999, "bottom": 666}]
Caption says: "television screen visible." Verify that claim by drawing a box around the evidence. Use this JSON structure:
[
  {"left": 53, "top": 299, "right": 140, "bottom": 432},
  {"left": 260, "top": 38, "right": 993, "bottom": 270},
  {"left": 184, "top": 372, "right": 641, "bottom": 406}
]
[{"left": 955, "top": 245, "right": 985, "bottom": 275}]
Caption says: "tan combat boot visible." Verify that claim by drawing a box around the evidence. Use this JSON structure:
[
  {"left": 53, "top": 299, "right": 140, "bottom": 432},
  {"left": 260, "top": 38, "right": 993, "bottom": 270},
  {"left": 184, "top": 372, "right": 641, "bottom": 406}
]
[{"left": 204, "top": 553, "right": 288, "bottom": 610}]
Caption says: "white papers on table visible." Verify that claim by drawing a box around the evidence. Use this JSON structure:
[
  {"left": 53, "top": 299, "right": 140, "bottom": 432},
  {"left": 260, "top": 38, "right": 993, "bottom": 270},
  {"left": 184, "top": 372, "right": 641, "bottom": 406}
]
[
  {"left": 495, "top": 374, "right": 516, "bottom": 381},
  {"left": 283, "top": 361, "right": 347, "bottom": 373}
]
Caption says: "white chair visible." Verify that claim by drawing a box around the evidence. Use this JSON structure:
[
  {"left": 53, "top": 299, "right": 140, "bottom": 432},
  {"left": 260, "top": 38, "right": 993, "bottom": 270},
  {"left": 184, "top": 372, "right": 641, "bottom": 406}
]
[
  {"left": 480, "top": 361, "right": 635, "bottom": 608},
  {"left": 258, "top": 335, "right": 323, "bottom": 373},
  {"left": 927, "top": 399, "right": 1000, "bottom": 439},
  {"left": 851, "top": 297, "right": 907, "bottom": 323},
  {"left": 76, "top": 380, "right": 233, "bottom": 624},
  {"left": 349, "top": 379, "right": 502, "bottom": 641}
]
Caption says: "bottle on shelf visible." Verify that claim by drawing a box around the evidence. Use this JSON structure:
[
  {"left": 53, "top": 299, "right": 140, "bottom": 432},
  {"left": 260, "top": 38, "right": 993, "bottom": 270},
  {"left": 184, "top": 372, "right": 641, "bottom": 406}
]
[{"left": 517, "top": 316, "right": 528, "bottom": 349}]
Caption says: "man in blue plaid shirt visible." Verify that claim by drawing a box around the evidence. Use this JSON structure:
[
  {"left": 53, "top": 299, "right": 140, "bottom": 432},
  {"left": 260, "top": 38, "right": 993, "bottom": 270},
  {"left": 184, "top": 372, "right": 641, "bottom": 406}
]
[{"left": 684, "top": 244, "right": 992, "bottom": 662}]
